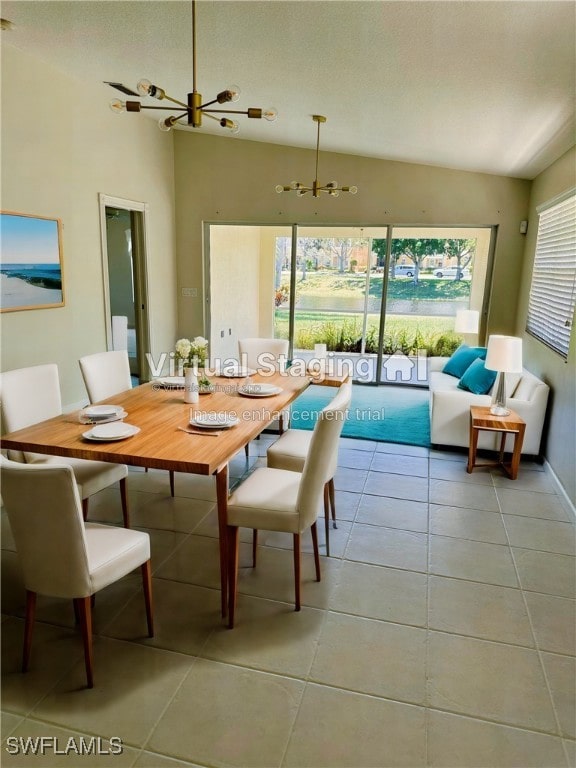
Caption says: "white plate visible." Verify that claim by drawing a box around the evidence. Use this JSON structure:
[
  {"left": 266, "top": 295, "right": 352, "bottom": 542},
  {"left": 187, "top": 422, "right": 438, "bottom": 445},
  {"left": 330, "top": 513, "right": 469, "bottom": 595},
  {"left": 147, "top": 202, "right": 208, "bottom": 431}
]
[
  {"left": 190, "top": 413, "right": 239, "bottom": 429},
  {"left": 83, "top": 404, "right": 123, "bottom": 418},
  {"left": 83, "top": 423, "right": 140, "bottom": 441},
  {"left": 220, "top": 366, "right": 256, "bottom": 378},
  {"left": 156, "top": 376, "right": 185, "bottom": 388},
  {"left": 238, "top": 384, "right": 283, "bottom": 397}
]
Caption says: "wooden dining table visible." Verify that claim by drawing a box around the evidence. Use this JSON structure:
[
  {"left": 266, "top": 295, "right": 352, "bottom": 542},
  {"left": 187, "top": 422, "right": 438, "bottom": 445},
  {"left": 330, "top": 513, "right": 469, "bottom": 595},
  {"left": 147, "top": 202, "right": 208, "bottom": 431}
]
[{"left": 1, "top": 369, "right": 320, "bottom": 619}]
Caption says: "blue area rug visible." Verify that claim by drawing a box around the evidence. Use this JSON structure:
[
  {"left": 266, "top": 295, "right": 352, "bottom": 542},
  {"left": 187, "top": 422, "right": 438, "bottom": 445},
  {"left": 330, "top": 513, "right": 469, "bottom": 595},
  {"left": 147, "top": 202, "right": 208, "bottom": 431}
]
[{"left": 290, "top": 385, "right": 430, "bottom": 446}]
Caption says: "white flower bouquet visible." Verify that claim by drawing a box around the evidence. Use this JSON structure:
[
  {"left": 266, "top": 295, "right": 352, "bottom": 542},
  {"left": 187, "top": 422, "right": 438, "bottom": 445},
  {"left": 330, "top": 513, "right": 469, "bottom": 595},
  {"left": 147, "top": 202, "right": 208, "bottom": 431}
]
[{"left": 175, "top": 336, "right": 209, "bottom": 372}]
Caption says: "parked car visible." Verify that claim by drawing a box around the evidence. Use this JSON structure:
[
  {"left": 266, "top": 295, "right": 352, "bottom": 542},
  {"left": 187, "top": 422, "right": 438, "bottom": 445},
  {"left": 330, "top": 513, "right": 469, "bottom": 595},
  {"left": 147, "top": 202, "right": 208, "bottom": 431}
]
[
  {"left": 434, "top": 266, "right": 471, "bottom": 279},
  {"left": 394, "top": 264, "right": 416, "bottom": 277}
]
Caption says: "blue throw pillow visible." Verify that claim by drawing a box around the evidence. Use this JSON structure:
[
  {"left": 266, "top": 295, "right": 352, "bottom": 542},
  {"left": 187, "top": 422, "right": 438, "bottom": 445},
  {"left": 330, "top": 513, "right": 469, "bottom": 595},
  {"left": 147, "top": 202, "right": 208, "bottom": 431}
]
[
  {"left": 458, "top": 358, "right": 497, "bottom": 395},
  {"left": 443, "top": 344, "right": 487, "bottom": 378}
]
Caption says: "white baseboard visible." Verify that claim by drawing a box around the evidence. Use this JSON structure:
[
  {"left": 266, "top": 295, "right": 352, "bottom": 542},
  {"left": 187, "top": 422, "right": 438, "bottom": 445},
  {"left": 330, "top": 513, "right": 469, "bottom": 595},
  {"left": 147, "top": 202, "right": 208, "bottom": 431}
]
[{"left": 544, "top": 459, "right": 576, "bottom": 521}]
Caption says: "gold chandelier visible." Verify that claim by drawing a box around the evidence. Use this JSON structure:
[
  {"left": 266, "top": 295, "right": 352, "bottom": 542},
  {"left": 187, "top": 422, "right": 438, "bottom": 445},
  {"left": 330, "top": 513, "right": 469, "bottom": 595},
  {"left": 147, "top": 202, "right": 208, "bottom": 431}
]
[
  {"left": 276, "top": 115, "right": 357, "bottom": 197},
  {"left": 107, "top": 0, "right": 277, "bottom": 134}
]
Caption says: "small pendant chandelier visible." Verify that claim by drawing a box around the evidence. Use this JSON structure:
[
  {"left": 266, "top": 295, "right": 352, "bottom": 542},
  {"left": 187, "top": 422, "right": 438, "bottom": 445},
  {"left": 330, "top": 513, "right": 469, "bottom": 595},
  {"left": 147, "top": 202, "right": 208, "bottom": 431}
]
[
  {"left": 276, "top": 115, "right": 357, "bottom": 198},
  {"left": 107, "top": 0, "right": 277, "bottom": 134}
]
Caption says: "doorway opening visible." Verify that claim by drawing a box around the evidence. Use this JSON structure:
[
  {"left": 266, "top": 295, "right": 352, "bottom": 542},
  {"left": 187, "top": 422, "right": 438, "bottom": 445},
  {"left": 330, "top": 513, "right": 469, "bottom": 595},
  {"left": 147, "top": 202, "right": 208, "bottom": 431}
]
[{"left": 99, "top": 194, "right": 151, "bottom": 383}]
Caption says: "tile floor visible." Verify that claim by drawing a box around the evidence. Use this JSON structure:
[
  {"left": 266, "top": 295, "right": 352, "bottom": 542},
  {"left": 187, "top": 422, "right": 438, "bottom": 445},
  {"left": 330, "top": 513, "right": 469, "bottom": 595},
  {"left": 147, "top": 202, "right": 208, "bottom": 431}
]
[{"left": 1, "top": 436, "right": 575, "bottom": 767}]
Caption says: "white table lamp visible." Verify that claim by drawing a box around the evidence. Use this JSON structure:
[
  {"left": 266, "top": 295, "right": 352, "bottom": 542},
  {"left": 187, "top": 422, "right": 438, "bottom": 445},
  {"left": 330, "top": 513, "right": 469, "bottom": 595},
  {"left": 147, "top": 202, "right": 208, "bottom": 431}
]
[
  {"left": 485, "top": 335, "right": 523, "bottom": 416},
  {"left": 312, "top": 343, "right": 327, "bottom": 374}
]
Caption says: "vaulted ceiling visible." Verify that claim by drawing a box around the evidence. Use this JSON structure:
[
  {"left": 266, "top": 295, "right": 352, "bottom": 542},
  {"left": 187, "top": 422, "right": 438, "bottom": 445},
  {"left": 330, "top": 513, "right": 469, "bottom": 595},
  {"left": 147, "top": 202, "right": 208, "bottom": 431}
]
[{"left": 2, "top": 0, "right": 574, "bottom": 179}]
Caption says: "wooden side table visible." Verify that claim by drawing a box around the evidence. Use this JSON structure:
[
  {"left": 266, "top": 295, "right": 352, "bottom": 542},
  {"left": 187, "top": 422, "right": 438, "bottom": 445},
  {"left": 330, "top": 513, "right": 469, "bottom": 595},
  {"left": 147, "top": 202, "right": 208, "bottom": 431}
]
[{"left": 467, "top": 406, "right": 526, "bottom": 480}]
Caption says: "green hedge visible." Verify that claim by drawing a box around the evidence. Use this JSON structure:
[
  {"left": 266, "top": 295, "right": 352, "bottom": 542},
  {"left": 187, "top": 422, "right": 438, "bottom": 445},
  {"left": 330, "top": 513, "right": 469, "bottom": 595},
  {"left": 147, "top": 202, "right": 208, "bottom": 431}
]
[{"left": 275, "top": 312, "right": 461, "bottom": 356}]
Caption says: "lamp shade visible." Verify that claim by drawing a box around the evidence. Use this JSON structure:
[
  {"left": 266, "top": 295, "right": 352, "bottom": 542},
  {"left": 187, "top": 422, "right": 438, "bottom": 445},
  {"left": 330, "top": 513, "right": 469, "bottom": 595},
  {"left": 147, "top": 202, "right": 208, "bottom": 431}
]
[
  {"left": 454, "top": 309, "right": 479, "bottom": 334},
  {"left": 485, "top": 335, "right": 523, "bottom": 373}
]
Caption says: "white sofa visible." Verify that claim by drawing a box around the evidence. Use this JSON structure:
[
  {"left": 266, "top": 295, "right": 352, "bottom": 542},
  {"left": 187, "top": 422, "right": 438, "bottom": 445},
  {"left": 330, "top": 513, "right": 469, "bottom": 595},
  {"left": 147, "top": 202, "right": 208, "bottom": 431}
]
[{"left": 429, "top": 357, "right": 549, "bottom": 456}]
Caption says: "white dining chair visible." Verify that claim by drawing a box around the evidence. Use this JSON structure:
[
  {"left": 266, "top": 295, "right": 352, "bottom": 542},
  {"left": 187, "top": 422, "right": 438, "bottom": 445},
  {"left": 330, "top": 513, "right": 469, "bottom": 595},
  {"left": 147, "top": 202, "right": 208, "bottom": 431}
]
[
  {"left": 238, "top": 338, "right": 289, "bottom": 373},
  {"left": 79, "top": 350, "right": 175, "bottom": 496},
  {"left": 78, "top": 349, "right": 132, "bottom": 402},
  {"left": 0, "top": 456, "right": 153, "bottom": 688},
  {"left": 226, "top": 380, "right": 351, "bottom": 627},
  {"left": 238, "top": 338, "right": 290, "bottom": 457},
  {"left": 267, "top": 381, "right": 351, "bottom": 557},
  {"left": 0, "top": 364, "right": 130, "bottom": 526}
]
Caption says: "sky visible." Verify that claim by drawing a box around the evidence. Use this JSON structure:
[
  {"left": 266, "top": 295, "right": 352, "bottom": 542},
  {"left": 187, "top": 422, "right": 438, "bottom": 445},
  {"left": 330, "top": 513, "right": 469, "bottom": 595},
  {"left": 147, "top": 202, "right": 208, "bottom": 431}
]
[{"left": 0, "top": 214, "right": 61, "bottom": 265}]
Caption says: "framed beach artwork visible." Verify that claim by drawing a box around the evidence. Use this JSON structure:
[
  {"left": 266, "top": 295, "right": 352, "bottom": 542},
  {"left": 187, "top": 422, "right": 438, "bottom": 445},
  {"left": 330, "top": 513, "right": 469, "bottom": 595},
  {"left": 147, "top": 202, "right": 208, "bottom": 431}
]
[{"left": 0, "top": 211, "right": 65, "bottom": 312}]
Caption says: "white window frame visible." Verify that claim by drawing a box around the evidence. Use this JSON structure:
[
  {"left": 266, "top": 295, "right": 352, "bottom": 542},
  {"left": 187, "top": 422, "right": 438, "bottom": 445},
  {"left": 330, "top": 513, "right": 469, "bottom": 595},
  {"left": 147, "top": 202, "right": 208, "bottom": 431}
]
[{"left": 526, "top": 188, "right": 576, "bottom": 358}]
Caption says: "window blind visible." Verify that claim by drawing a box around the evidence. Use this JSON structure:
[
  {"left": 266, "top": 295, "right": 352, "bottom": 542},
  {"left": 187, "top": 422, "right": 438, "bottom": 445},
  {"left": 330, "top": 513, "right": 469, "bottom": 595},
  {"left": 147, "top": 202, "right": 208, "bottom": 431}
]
[{"left": 526, "top": 191, "right": 576, "bottom": 358}]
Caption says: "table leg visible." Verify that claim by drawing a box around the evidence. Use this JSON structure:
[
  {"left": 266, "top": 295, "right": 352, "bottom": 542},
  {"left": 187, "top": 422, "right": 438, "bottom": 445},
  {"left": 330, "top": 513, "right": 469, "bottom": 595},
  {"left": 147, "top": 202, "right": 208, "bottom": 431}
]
[
  {"left": 498, "top": 432, "right": 507, "bottom": 465},
  {"left": 215, "top": 464, "right": 229, "bottom": 618},
  {"left": 467, "top": 424, "right": 479, "bottom": 473},
  {"left": 510, "top": 424, "right": 525, "bottom": 480}
]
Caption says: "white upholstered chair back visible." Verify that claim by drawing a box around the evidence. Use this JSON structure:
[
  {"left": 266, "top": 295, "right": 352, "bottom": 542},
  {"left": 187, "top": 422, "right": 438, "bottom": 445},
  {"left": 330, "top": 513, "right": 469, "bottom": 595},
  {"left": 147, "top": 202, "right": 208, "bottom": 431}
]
[
  {"left": 238, "top": 338, "right": 289, "bottom": 371},
  {"left": 0, "top": 457, "right": 92, "bottom": 598},
  {"left": 0, "top": 364, "right": 62, "bottom": 462},
  {"left": 79, "top": 350, "right": 132, "bottom": 402},
  {"left": 296, "top": 381, "right": 351, "bottom": 530},
  {"left": 0, "top": 364, "right": 62, "bottom": 431}
]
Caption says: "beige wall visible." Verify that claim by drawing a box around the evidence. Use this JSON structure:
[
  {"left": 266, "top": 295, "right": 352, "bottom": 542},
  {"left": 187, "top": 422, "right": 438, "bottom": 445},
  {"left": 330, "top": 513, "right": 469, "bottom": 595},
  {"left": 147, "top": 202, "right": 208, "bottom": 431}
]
[
  {"left": 1, "top": 45, "right": 177, "bottom": 405},
  {"left": 174, "top": 131, "right": 531, "bottom": 342},
  {"left": 516, "top": 146, "right": 576, "bottom": 503}
]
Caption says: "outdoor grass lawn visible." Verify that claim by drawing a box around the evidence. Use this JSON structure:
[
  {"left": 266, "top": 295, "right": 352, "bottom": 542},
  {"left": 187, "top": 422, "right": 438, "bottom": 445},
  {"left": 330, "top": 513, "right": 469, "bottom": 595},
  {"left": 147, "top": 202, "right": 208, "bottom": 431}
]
[
  {"left": 275, "top": 310, "right": 454, "bottom": 337},
  {"left": 282, "top": 270, "right": 471, "bottom": 300},
  {"left": 274, "top": 270, "right": 466, "bottom": 354}
]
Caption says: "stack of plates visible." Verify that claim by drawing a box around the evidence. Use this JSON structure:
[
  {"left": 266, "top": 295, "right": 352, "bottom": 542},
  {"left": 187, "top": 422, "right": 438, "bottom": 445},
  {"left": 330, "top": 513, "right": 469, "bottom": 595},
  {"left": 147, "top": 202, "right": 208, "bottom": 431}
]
[
  {"left": 190, "top": 413, "right": 239, "bottom": 430},
  {"left": 155, "top": 376, "right": 185, "bottom": 388},
  {"left": 83, "top": 422, "right": 140, "bottom": 441},
  {"left": 83, "top": 405, "right": 124, "bottom": 420},
  {"left": 80, "top": 405, "right": 127, "bottom": 424},
  {"left": 219, "top": 366, "right": 256, "bottom": 378},
  {"left": 238, "top": 383, "right": 282, "bottom": 398}
]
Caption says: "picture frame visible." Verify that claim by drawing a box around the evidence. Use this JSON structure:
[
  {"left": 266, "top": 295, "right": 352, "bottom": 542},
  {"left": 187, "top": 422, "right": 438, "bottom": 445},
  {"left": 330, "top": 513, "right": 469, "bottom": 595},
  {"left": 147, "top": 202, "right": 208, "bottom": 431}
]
[{"left": 1, "top": 211, "right": 65, "bottom": 312}]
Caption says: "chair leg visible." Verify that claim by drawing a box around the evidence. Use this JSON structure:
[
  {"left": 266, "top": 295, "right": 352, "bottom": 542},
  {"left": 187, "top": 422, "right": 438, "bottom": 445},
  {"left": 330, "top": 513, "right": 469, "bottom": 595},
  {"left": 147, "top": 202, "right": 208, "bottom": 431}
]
[
  {"left": 323, "top": 482, "right": 331, "bottom": 557},
  {"left": 311, "top": 522, "right": 321, "bottom": 582},
  {"left": 169, "top": 470, "right": 175, "bottom": 498},
  {"left": 120, "top": 477, "right": 130, "bottom": 528},
  {"left": 252, "top": 529, "right": 258, "bottom": 567},
  {"left": 328, "top": 478, "right": 337, "bottom": 529},
  {"left": 74, "top": 596, "right": 94, "bottom": 689},
  {"left": 82, "top": 498, "right": 89, "bottom": 522},
  {"left": 227, "top": 526, "right": 240, "bottom": 629},
  {"left": 141, "top": 560, "right": 154, "bottom": 637},
  {"left": 293, "top": 533, "right": 301, "bottom": 611},
  {"left": 22, "top": 590, "right": 36, "bottom": 673},
  {"left": 244, "top": 443, "right": 249, "bottom": 458}
]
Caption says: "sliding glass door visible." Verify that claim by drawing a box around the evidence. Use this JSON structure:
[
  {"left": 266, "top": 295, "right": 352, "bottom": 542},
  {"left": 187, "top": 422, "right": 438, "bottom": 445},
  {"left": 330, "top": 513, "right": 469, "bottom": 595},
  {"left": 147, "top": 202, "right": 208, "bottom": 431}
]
[
  {"left": 377, "top": 226, "right": 493, "bottom": 385},
  {"left": 207, "top": 223, "right": 494, "bottom": 384},
  {"left": 278, "top": 226, "right": 386, "bottom": 382}
]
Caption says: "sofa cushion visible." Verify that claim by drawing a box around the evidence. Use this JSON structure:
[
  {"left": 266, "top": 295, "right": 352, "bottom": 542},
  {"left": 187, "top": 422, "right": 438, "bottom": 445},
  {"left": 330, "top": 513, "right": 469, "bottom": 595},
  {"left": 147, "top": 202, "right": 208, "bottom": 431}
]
[
  {"left": 442, "top": 345, "right": 487, "bottom": 378},
  {"left": 514, "top": 376, "right": 538, "bottom": 401},
  {"left": 457, "top": 358, "right": 498, "bottom": 395},
  {"left": 429, "top": 370, "right": 461, "bottom": 394}
]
